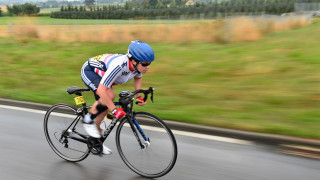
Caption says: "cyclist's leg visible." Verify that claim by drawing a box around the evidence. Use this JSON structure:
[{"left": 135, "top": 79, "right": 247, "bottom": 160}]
[
  {"left": 89, "top": 88, "right": 115, "bottom": 154},
  {"left": 81, "top": 61, "right": 100, "bottom": 94},
  {"left": 81, "top": 63, "right": 116, "bottom": 135},
  {"left": 81, "top": 61, "right": 105, "bottom": 137},
  {"left": 93, "top": 87, "right": 115, "bottom": 134},
  {"left": 81, "top": 61, "right": 106, "bottom": 120}
]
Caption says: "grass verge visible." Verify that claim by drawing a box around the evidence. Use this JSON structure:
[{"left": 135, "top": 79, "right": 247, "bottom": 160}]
[
  {"left": 0, "top": 16, "right": 311, "bottom": 44},
  {"left": 0, "top": 17, "right": 320, "bottom": 139}
]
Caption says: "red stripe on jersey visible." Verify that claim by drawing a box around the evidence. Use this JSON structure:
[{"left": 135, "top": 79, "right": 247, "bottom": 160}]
[{"left": 129, "top": 60, "right": 134, "bottom": 72}]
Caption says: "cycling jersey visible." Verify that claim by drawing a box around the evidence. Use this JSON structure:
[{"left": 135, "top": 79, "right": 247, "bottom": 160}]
[{"left": 81, "top": 54, "right": 142, "bottom": 92}]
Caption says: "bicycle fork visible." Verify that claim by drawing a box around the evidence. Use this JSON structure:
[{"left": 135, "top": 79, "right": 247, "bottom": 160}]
[{"left": 129, "top": 116, "right": 150, "bottom": 149}]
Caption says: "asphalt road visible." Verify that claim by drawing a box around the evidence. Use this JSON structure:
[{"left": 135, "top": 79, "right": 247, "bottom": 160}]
[{"left": 0, "top": 106, "right": 319, "bottom": 180}]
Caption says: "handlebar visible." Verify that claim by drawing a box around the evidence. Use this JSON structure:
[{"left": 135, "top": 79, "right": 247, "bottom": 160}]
[{"left": 119, "top": 87, "right": 155, "bottom": 106}]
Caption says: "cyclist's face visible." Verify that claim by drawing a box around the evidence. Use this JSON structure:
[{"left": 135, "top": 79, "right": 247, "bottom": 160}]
[
  {"left": 133, "top": 61, "right": 150, "bottom": 74},
  {"left": 138, "top": 62, "right": 150, "bottom": 74}
]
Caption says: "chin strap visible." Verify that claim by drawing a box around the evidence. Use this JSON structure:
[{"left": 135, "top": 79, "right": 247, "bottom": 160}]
[{"left": 130, "top": 58, "right": 141, "bottom": 74}]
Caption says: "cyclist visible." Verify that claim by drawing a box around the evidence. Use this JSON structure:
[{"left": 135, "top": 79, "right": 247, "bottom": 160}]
[{"left": 80, "top": 40, "right": 154, "bottom": 155}]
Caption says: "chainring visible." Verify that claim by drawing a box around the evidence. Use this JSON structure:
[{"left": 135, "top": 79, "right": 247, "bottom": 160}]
[{"left": 87, "top": 137, "right": 103, "bottom": 155}]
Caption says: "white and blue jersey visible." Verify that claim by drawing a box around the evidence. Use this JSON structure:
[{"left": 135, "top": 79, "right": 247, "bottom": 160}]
[{"left": 81, "top": 53, "right": 142, "bottom": 94}]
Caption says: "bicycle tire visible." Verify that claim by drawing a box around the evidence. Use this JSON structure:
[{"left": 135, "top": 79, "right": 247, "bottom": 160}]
[
  {"left": 44, "top": 103, "right": 90, "bottom": 162},
  {"left": 116, "top": 112, "right": 178, "bottom": 178}
]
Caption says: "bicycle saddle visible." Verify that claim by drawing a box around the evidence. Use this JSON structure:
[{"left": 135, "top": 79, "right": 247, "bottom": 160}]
[{"left": 67, "top": 86, "right": 90, "bottom": 95}]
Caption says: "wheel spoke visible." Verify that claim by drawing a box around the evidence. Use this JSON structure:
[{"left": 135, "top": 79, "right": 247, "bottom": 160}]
[{"left": 116, "top": 112, "right": 177, "bottom": 178}]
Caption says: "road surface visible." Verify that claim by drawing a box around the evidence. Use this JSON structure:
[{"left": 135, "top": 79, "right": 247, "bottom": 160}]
[{"left": 0, "top": 105, "right": 319, "bottom": 180}]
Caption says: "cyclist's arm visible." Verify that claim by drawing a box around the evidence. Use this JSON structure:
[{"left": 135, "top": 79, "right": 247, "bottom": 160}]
[
  {"left": 134, "top": 77, "right": 147, "bottom": 106},
  {"left": 134, "top": 76, "right": 142, "bottom": 97}
]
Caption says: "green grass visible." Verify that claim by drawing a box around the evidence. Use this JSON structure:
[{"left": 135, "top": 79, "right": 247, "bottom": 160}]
[
  {"left": 40, "top": 8, "right": 61, "bottom": 13},
  {"left": 1, "top": 18, "right": 320, "bottom": 139}
]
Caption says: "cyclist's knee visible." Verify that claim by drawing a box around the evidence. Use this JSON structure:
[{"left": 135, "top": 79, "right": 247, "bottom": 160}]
[
  {"left": 90, "top": 102, "right": 108, "bottom": 120},
  {"left": 97, "top": 103, "right": 108, "bottom": 112}
]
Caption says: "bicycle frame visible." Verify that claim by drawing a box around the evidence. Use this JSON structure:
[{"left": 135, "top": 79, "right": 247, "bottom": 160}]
[
  {"left": 60, "top": 100, "right": 149, "bottom": 150},
  {"left": 46, "top": 86, "right": 177, "bottom": 177},
  {"left": 100, "top": 100, "right": 149, "bottom": 149},
  {"left": 60, "top": 115, "right": 87, "bottom": 144}
]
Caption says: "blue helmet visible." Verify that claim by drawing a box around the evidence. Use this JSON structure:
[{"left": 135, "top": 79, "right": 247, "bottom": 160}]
[{"left": 128, "top": 40, "right": 155, "bottom": 62}]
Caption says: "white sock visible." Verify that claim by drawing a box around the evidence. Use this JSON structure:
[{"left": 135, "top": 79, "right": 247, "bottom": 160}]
[{"left": 83, "top": 113, "right": 93, "bottom": 124}]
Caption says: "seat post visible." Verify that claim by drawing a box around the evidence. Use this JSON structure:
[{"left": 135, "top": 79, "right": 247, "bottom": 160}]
[
  {"left": 75, "top": 92, "right": 82, "bottom": 96},
  {"left": 75, "top": 91, "right": 87, "bottom": 111}
]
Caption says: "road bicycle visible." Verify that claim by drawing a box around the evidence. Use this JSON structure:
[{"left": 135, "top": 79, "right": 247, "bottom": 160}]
[{"left": 43, "top": 86, "right": 178, "bottom": 178}]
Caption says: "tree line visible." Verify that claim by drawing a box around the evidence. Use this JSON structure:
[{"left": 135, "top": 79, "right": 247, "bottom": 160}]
[
  {"left": 6, "top": 3, "right": 40, "bottom": 16},
  {"left": 51, "top": 0, "right": 320, "bottom": 19},
  {"left": 2, "top": 0, "right": 320, "bottom": 19}
]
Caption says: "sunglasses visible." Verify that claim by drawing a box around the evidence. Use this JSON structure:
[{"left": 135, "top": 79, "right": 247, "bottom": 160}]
[{"left": 139, "top": 62, "right": 151, "bottom": 67}]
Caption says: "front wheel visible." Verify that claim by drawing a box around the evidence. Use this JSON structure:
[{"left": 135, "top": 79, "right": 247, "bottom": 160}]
[{"left": 116, "top": 112, "right": 178, "bottom": 178}]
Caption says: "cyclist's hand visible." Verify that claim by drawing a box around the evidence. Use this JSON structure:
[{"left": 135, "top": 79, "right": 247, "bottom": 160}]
[
  {"left": 112, "top": 108, "right": 126, "bottom": 119},
  {"left": 136, "top": 96, "right": 147, "bottom": 106}
]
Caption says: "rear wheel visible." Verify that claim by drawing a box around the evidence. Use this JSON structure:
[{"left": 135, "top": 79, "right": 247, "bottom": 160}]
[
  {"left": 116, "top": 112, "right": 178, "bottom": 178},
  {"left": 44, "top": 103, "right": 90, "bottom": 162}
]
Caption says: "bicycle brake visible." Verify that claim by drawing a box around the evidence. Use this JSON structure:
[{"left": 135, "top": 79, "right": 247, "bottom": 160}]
[
  {"left": 151, "top": 91, "right": 154, "bottom": 103},
  {"left": 149, "top": 87, "right": 154, "bottom": 103}
]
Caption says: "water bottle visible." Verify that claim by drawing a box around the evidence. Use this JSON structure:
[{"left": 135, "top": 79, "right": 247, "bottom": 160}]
[{"left": 100, "top": 114, "right": 112, "bottom": 130}]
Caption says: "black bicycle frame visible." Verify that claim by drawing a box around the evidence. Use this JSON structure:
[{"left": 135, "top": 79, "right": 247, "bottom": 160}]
[
  {"left": 60, "top": 99, "right": 149, "bottom": 149},
  {"left": 60, "top": 115, "right": 88, "bottom": 144},
  {"left": 100, "top": 100, "right": 148, "bottom": 149}
]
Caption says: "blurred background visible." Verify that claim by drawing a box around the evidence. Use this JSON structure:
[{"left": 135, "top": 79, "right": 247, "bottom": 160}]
[
  {"left": 1, "top": 1, "right": 320, "bottom": 180},
  {"left": 0, "top": 0, "right": 320, "bottom": 140}
]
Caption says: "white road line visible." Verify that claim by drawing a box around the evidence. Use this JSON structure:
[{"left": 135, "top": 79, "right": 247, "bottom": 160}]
[
  {"left": 0, "top": 104, "right": 46, "bottom": 115},
  {"left": 123, "top": 124, "right": 252, "bottom": 145},
  {"left": 171, "top": 130, "right": 253, "bottom": 145},
  {"left": 0, "top": 104, "right": 253, "bottom": 145}
]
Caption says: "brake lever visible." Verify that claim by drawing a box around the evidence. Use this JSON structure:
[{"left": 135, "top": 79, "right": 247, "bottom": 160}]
[
  {"left": 148, "top": 86, "right": 154, "bottom": 103},
  {"left": 134, "top": 91, "right": 147, "bottom": 105},
  {"left": 135, "top": 87, "right": 155, "bottom": 104},
  {"left": 151, "top": 91, "right": 154, "bottom": 103},
  {"left": 143, "top": 92, "right": 148, "bottom": 102}
]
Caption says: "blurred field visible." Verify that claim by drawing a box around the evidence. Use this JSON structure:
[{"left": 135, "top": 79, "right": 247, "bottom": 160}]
[
  {"left": 0, "top": 16, "right": 320, "bottom": 139},
  {"left": 0, "top": 16, "right": 312, "bottom": 44},
  {"left": 0, "top": 16, "right": 209, "bottom": 25},
  {"left": 39, "top": 8, "right": 60, "bottom": 14}
]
